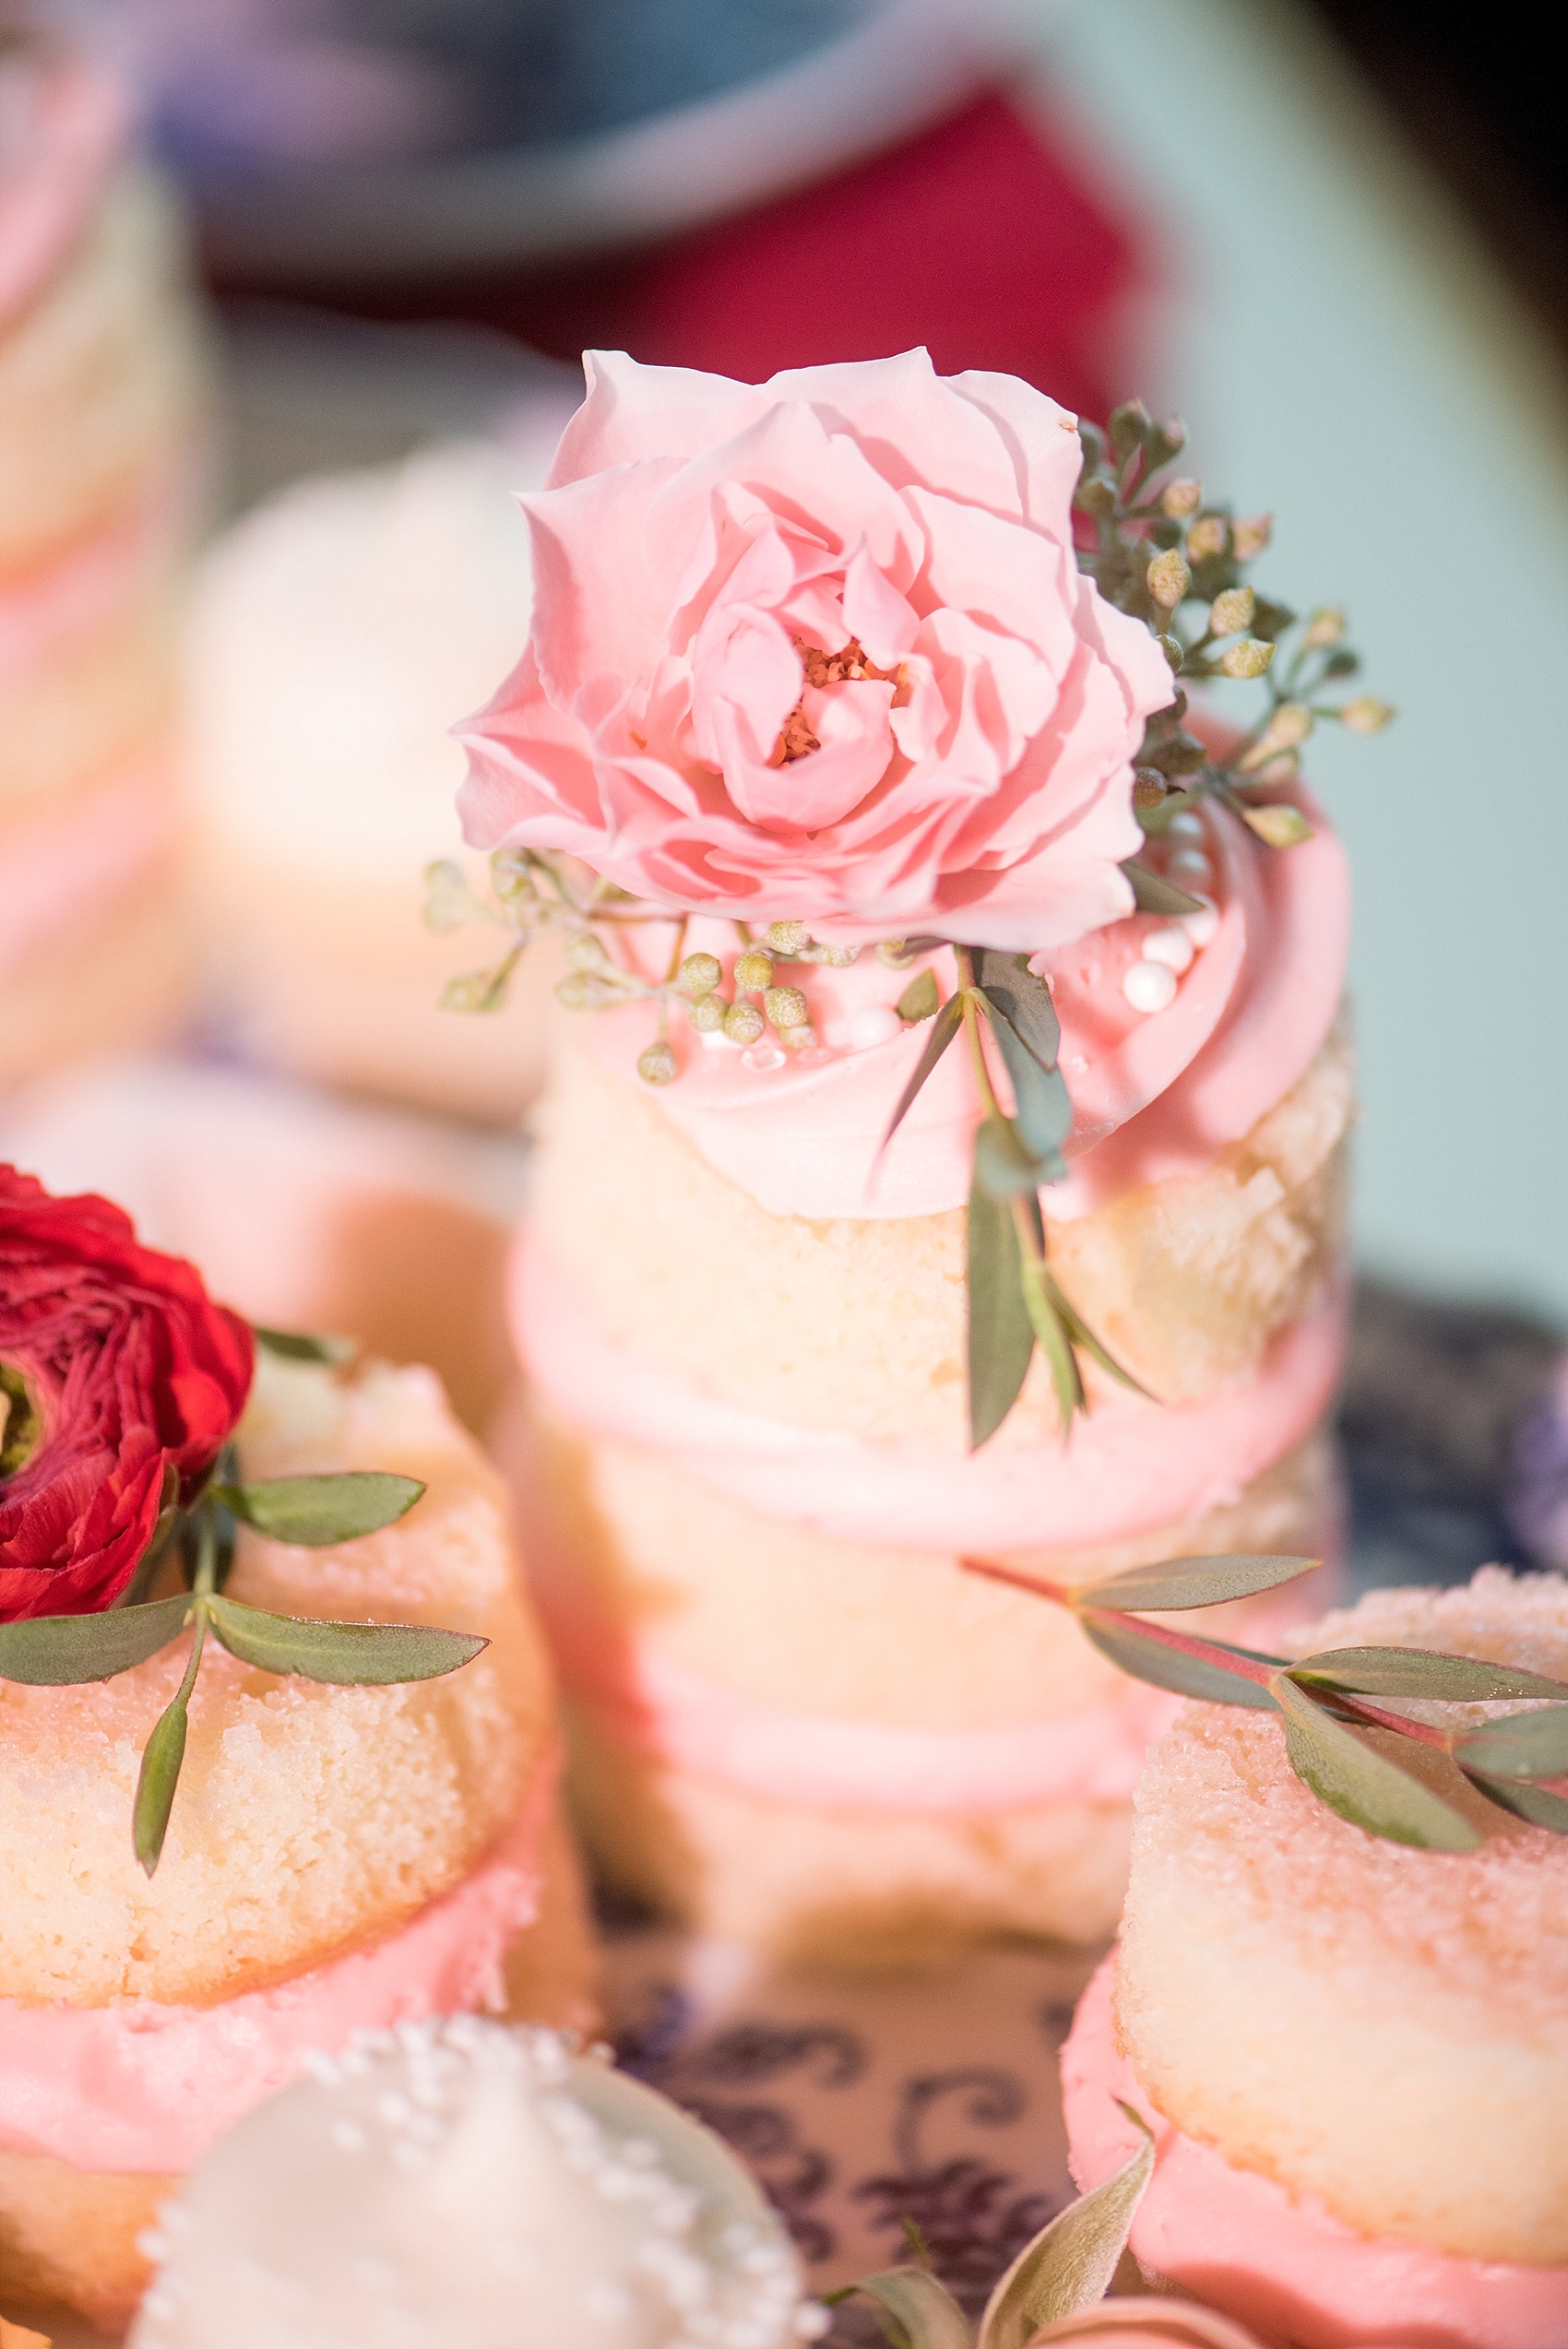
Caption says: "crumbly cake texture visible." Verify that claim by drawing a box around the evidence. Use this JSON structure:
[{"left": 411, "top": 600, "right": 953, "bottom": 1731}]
[
  {"left": 526, "top": 1419, "right": 1336, "bottom": 1958},
  {"left": 531, "top": 1015, "right": 1352, "bottom": 1433},
  {"left": 127, "top": 2021, "right": 813, "bottom": 2349},
  {"left": 0, "top": 1353, "right": 597, "bottom": 2326},
  {"left": 1116, "top": 1569, "right": 1568, "bottom": 2266}
]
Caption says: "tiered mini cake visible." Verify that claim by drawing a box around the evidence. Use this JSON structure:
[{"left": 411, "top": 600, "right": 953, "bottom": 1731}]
[
  {"left": 0, "top": 30, "right": 212, "bottom": 1085},
  {"left": 462, "top": 350, "right": 1362, "bottom": 1961}
]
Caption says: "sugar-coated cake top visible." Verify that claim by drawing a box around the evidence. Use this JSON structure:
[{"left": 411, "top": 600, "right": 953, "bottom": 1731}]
[{"left": 130, "top": 2018, "right": 820, "bottom": 2349}]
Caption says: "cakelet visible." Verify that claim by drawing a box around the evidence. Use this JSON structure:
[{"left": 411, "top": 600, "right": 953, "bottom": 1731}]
[
  {"left": 0, "top": 1347, "right": 596, "bottom": 2330},
  {"left": 1063, "top": 1567, "right": 1568, "bottom": 2349},
  {"left": 128, "top": 2017, "right": 821, "bottom": 2349}
]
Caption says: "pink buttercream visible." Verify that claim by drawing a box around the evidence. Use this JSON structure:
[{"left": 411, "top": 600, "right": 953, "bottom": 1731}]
[
  {"left": 0, "top": 37, "right": 125, "bottom": 333},
  {"left": 511, "top": 1236, "right": 1348, "bottom": 1553},
  {"left": 0, "top": 1766, "right": 552, "bottom": 2176},
  {"left": 1063, "top": 1959, "right": 1568, "bottom": 2349},
  {"left": 0, "top": 468, "right": 189, "bottom": 682},
  {"left": 576, "top": 796, "right": 1348, "bottom": 1222},
  {"left": 0, "top": 752, "right": 178, "bottom": 973}
]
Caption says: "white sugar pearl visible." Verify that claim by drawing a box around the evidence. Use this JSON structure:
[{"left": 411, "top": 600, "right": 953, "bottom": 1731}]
[
  {"left": 1165, "top": 809, "right": 1206, "bottom": 840},
  {"left": 1182, "top": 896, "right": 1218, "bottom": 948},
  {"left": 1168, "top": 848, "right": 1214, "bottom": 889},
  {"left": 848, "top": 1002, "right": 902, "bottom": 1050},
  {"left": 1123, "top": 958, "right": 1178, "bottom": 1013},
  {"left": 1142, "top": 924, "right": 1194, "bottom": 973}
]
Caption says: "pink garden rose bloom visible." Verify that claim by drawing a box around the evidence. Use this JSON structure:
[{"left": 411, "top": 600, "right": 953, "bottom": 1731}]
[{"left": 458, "top": 349, "right": 1174, "bottom": 951}]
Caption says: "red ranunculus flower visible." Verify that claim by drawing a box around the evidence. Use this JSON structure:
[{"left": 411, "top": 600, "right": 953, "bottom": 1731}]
[{"left": 1, "top": 1168, "right": 254, "bottom": 1623}]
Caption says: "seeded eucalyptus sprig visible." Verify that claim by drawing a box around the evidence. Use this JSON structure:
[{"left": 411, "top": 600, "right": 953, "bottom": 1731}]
[
  {"left": 0, "top": 1325, "right": 486, "bottom": 1877},
  {"left": 827, "top": 2109, "right": 1154, "bottom": 2349},
  {"left": 1075, "top": 399, "right": 1394, "bottom": 865},
  {"left": 962, "top": 1548, "right": 1568, "bottom": 1852}
]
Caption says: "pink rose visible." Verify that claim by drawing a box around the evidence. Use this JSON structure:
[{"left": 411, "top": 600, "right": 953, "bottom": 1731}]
[{"left": 458, "top": 350, "right": 1174, "bottom": 952}]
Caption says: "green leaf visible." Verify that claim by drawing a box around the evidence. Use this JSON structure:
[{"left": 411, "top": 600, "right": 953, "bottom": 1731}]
[
  {"left": 1274, "top": 1675, "right": 1482, "bottom": 1851},
  {"left": 134, "top": 1688, "right": 190, "bottom": 1877},
  {"left": 207, "top": 1597, "right": 486, "bottom": 1684},
  {"left": 895, "top": 968, "right": 941, "bottom": 1024},
  {"left": 1293, "top": 1649, "right": 1568, "bottom": 1703},
  {"left": 1045, "top": 1276, "right": 1153, "bottom": 1401},
  {"left": 974, "top": 1113, "right": 1052, "bottom": 1200},
  {"left": 1120, "top": 857, "right": 1205, "bottom": 917},
  {"left": 968, "top": 1162, "right": 1035, "bottom": 1451},
  {"left": 878, "top": 992, "right": 964, "bottom": 1158},
  {"left": 1461, "top": 1769, "right": 1568, "bottom": 1834},
  {"left": 253, "top": 1326, "right": 356, "bottom": 1366},
  {"left": 215, "top": 1472, "right": 425, "bottom": 1547},
  {"left": 975, "top": 996, "right": 1073, "bottom": 1168},
  {"left": 422, "top": 858, "right": 493, "bottom": 934},
  {"left": 1453, "top": 1704, "right": 1568, "bottom": 1780},
  {"left": 0, "top": 1595, "right": 193, "bottom": 1686},
  {"left": 1019, "top": 1242, "right": 1084, "bottom": 1430},
  {"left": 1079, "top": 1610, "right": 1279, "bottom": 1709},
  {"left": 977, "top": 2104, "right": 1153, "bottom": 2349},
  {"left": 1073, "top": 1553, "right": 1319, "bottom": 1613},
  {"left": 1241, "top": 803, "right": 1313, "bottom": 848},
  {"left": 971, "top": 948, "right": 1062, "bottom": 1070},
  {"left": 837, "top": 2268, "right": 971, "bottom": 2349}
]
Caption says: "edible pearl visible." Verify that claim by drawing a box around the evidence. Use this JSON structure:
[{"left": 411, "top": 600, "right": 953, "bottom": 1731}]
[
  {"left": 1123, "top": 958, "right": 1178, "bottom": 1013},
  {"left": 1165, "top": 809, "right": 1206, "bottom": 839},
  {"left": 1168, "top": 848, "right": 1214, "bottom": 889},
  {"left": 849, "top": 1003, "right": 902, "bottom": 1050},
  {"left": 1182, "top": 896, "right": 1219, "bottom": 948},
  {"left": 1142, "top": 924, "right": 1194, "bottom": 974}
]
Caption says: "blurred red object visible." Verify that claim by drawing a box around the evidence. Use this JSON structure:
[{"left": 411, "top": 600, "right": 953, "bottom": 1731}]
[{"left": 311, "top": 92, "right": 1148, "bottom": 422}]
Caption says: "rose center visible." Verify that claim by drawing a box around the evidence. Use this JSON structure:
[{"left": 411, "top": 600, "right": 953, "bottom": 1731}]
[
  {"left": 0, "top": 1360, "right": 41, "bottom": 1480},
  {"left": 768, "top": 637, "right": 900, "bottom": 766}
]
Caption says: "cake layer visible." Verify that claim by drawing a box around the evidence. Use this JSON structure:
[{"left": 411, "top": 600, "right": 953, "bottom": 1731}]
[
  {"left": 1065, "top": 1959, "right": 1566, "bottom": 2349},
  {"left": 0, "top": 38, "right": 125, "bottom": 332},
  {"left": 513, "top": 1411, "right": 1340, "bottom": 1730},
  {"left": 0, "top": 1357, "right": 552, "bottom": 2005},
  {"left": 1116, "top": 1571, "right": 1568, "bottom": 2267},
  {"left": 0, "top": 751, "right": 180, "bottom": 977},
  {"left": 514, "top": 1237, "right": 1347, "bottom": 1550},
  {"left": 0, "top": 1778, "right": 549, "bottom": 2175},
  {"left": 0, "top": 548, "right": 182, "bottom": 820},
  {"left": 0, "top": 848, "right": 191, "bottom": 1090},
  {"left": 529, "top": 1012, "right": 1351, "bottom": 1430}
]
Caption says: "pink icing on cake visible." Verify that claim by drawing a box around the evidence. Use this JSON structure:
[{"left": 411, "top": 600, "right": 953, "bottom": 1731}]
[
  {"left": 0, "top": 37, "right": 125, "bottom": 335},
  {"left": 0, "top": 752, "right": 179, "bottom": 973},
  {"left": 0, "top": 467, "right": 191, "bottom": 680},
  {"left": 511, "top": 1237, "right": 1348, "bottom": 1551},
  {"left": 576, "top": 797, "right": 1347, "bottom": 1222},
  {"left": 0, "top": 1773, "right": 551, "bottom": 2176},
  {"left": 1063, "top": 1959, "right": 1568, "bottom": 2349}
]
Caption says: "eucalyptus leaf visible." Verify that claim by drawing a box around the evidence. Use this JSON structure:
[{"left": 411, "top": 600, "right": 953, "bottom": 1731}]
[
  {"left": 207, "top": 1597, "right": 486, "bottom": 1684},
  {"left": 1274, "top": 1675, "right": 1481, "bottom": 1851},
  {"left": 1453, "top": 1704, "right": 1568, "bottom": 1781},
  {"left": 878, "top": 993, "right": 963, "bottom": 1158},
  {"left": 214, "top": 1472, "right": 425, "bottom": 1547},
  {"left": 1020, "top": 1246, "right": 1084, "bottom": 1430},
  {"left": 1292, "top": 1648, "right": 1568, "bottom": 1703},
  {"left": 976, "top": 996, "right": 1074, "bottom": 1167},
  {"left": 0, "top": 1595, "right": 193, "bottom": 1686},
  {"left": 422, "top": 858, "right": 493, "bottom": 933},
  {"left": 1045, "top": 1278, "right": 1151, "bottom": 1401},
  {"left": 1119, "top": 858, "right": 1205, "bottom": 918},
  {"left": 896, "top": 968, "right": 942, "bottom": 1024},
  {"left": 968, "top": 1166, "right": 1035, "bottom": 1451},
  {"left": 253, "top": 1326, "right": 356, "bottom": 1366},
  {"left": 1073, "top": 1554, "right": 1318, "bottom": 1614},
  {"left": 837, "top": 2267, "right": 972, "bottom": 2349},
  {"left": 134, "top": 1688, "right": 190, "bottom": 1877},
  {"left": 1079, "top": 1611, "right": 1278, "bottom": 1710},
  {"left": 974, "top": 1114, "right": 1052, "bottom": 1200},
  {"left": 1461, "top": 1768, "right": 1568, "bottom": 1835},
  {"left": 971, "top": 948, "right": 1062, "bottom": 1070},
  {"left": 978, "top": 2104, "right": 1153, "bottom": 2349}
]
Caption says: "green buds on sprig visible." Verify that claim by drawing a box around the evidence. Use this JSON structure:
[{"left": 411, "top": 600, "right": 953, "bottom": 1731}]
[
  {"left": 876, "top": 950, "right": 1143, "bottom": 1446},
  {"left": 828, "top": 2107, "right": 1155, "bottom": 2349},
  {"left": 962, "top": 1548, "right": 1568, "bottom": 1853},
  {"left": 1075, "top": 403, "right": 1393, "bottom": 845},
  {"left": 0, "top": 1344, "right": 485, "bottom": 1877}
]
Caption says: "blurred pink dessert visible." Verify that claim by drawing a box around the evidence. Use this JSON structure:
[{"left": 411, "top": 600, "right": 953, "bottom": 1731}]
[
  {"left": 1, "top": 26, "right": 213, "bottom": 1086},
  {"left": 1063, "top": 1572, "right": 1568, "bottom": 2349}
]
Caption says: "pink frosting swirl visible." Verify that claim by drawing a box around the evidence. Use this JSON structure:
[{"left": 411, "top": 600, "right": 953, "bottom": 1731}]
[
  {"left": 0, "top": 35, "right": 126, "bottom": 335},
  {"left": 457, "top": 350, "right": 1174, "bottom": 952}
]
